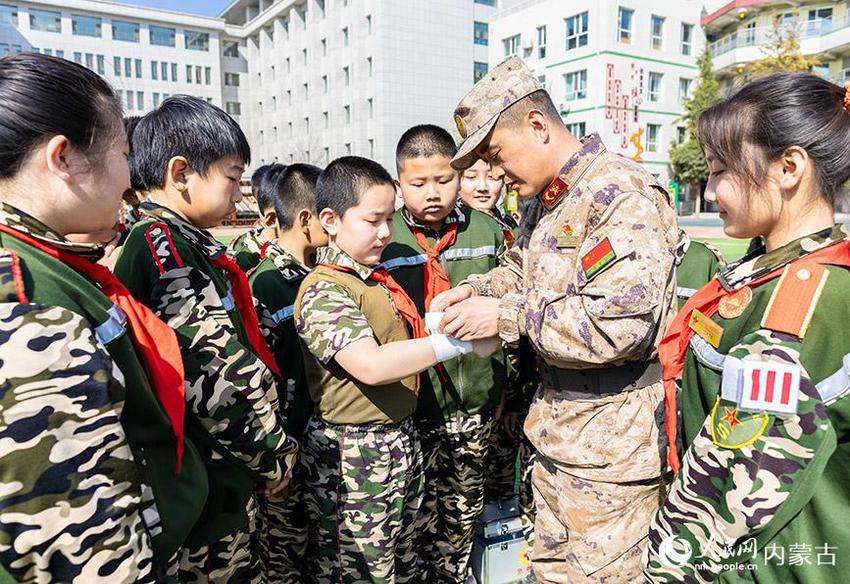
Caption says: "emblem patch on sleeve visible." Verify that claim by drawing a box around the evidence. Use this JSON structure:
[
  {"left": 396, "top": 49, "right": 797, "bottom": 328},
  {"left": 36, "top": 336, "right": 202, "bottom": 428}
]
[
  {"left": 581, "top": 237, "right": 616, "bottom": 279},
  {"left": 710, "top": 398, "right": 770, "bottom": 449}
]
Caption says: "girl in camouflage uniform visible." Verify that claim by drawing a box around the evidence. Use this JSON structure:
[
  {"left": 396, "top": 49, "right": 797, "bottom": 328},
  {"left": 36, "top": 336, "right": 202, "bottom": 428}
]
[
  {"left": 646, "top": 73, "right": 850, "bottom": 583},
  {"left": 0, "top": 54, "right": 205, "bottom": 582}
]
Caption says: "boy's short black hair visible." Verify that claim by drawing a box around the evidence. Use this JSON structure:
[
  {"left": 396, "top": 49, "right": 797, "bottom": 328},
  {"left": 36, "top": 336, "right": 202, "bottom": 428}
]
[
  {"left": 250, "top": 164, "right": 273, "bottom": 198},
  {"left": 256, "top": 163, "right": 286, "bottom": 213},
  {"left": 273, "top": 164, "right": 322, "bottom": 229},
  {"left": 317, "top": 156, "right": 394, "bottom": 217},
  {"left": 395, "top": 124, "right": 457, "bottom": 171},
  {"left": 131, "top": 95, "right": 250, "bottom": 191}
]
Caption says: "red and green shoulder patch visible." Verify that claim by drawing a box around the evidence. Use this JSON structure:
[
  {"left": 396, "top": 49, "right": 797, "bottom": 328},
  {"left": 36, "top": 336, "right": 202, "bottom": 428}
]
[{"left": 581, "top": 238, "right": 616, "bottom": 279}]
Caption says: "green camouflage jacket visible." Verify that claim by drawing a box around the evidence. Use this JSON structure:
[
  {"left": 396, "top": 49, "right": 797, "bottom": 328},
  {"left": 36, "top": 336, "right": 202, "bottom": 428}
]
[
  {"left": 227, "top": 224, "right": 267, "bottom": 274},
  {"left": 381, "top": 206, "right": 507, "bottom": 422},
  {"left": 249, "top": 242, "right": 313, "bottom": 437},
  {"left": 675, "top": 230, "right": 725, "bottom": 311},
  {"left": 645, "top": 225, "right": 850, "bottom": 583},
  {"left": 0, "top": 204, "right": 161, "bottom": 582},
  {"left": 114, "top": 202, "right": 297, "bottom": 544}
]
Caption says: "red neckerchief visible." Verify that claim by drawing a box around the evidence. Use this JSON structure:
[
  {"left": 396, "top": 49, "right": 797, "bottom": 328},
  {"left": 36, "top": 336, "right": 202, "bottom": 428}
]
[
  {"left": 0, "top": 224, "right": 186, "bottom": 471},
  {"left": 659, "top": 240, "right": 850, "bottom": 472},
  {"left": 410, "top": 222, "right": 458, "bottom": 310},
  {"left": 211, "top": 254, "right": 282, "bottom": 378}
]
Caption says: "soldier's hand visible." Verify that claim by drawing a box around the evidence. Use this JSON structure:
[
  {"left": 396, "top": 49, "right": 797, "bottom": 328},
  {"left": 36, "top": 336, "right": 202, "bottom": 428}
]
[
  {"left": 472, "top": 335, "right": 501, "bottom": 358},
  {"left": 431, "top": 283, "right": 475, "bottom": 312},
  {"left": 441, "top": 296, "right": 500, "bottom": 340}
]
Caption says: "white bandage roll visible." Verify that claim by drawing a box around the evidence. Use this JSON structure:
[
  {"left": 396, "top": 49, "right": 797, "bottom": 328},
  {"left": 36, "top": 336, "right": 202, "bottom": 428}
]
[{"left": 429, "top": 333, "right": 473, "bottom": 363}]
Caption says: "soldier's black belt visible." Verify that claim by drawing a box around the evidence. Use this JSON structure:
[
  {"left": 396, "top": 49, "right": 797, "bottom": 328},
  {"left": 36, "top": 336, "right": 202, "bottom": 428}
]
[{"left": 538, "top": 360, "right": 663, "bottom": 394}]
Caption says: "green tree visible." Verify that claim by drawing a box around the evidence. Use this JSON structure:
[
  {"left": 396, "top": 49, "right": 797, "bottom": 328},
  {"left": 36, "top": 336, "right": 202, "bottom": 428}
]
[
  {"left": 749, "top": 14, "right": 820, "bottom": 78},
  {"left": 669, "top": 46, "right": 721, "bottom": 212}
]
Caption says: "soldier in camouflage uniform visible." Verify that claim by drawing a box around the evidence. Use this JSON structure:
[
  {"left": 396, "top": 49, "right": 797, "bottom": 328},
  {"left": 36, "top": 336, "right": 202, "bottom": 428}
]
[
  {"left": 0, "top": 54, "right": 198, "bottom": 582},
  {"left": 227, "top": 163, "right": 284, "bottom": 273},
  {"left": 675, "top": 231, "right": 725, "bottom": 311},
  {"left": 115, "top": 97, "right": 298, "bottom": 583},
  {"left": 296, "top": 156, "right": 498, "bottom": 584},
  {"left": 249, "top": 164, "right": 327, "bottom": 583},
  {"left": 645, "top": 73, "right": 850, "bottom": 583},
  {"left": 434, "top": 57, "right": 679, "bottom": 582}
]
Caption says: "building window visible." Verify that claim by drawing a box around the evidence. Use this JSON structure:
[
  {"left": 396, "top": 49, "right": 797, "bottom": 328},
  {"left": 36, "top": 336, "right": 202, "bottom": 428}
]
[
  {"left": 151, "top": 60, "right": 158, "bottom": 80},
  {"left": 226, "top": 101, "right": 241, "bottom": 116},
  {"left": 122, "top": 57, "right": 130, "bottom": 77},
  {"left": 304, "top": 117, "right": 310, "bottom": 133},
  {"left": 564, "top": 70, "right": 587, "bottom": 101},
  {"left": 223, "top": 40, "right": 239, "bottom": 57},
  {"left": 225, "top": 73, "right": 240, "bottom": 86},
  {"left": 135, "top": 58, "right": 142, "bottom": 78},
  {"left": 303, "top": 83, "right": 309, "bottom": 98},
  {"left": 618, "top": 7, "right": 633, "bottom": 44},
  {"left": 302, "top": 48, "right": 307, "bottom": 64},
  {"left": 367, "top": 97, "right": 373, "bottom": 118},
  {"left": 648, "top": 72, "right": 663, "bottom": 102},
  {"left": 170, "top": 62, "right": 177, "bottom": 81},
  {"left": 321, "top": 38, "right": 327, "bottom": 55},
  {"left": 30, "top": 9, "right": 62, "bottom": 33},
  {"left": 537, "top": 74, "right": 547, "bottom": 87},
  {"left": 153, "top": 92, "right": 160, "bottom": 107},
  {"left": 324, "top": 147, "right": 330, "bottom": 163},
  {"left": 475, "top": 0, "right": 496, "bottom": 5},
  {"left": 114, "top": 56, "right": 121, "bottom": 76},
  {"left": 195, "top": 65, "right": 202, "bottom": 84},
  {"left": 565, "top": 12, "right": 589, "bottom": 51},
  {"left": 681, "top": 23, "right": 693, "bottom": 56},
  {"left": 651, "top": 15, "right": 665, "bottom": 50},
  {"left": 807, "top": 8, "right": 833, "bottom": 35},
  {"left": 322, "top": 75, "right": 328, "bottom": 93},
  {"left": 73, "top": 52, "right": 82, "bottom": 64},
  {"left": 567, "top": 122, "right": 586, "bottom": 137},
  {"left": 137, "top": 91, "right": 144, "bottom": 110},
  {"left": 286, "top": 90, "right": 291, "bottom": 105},
  {"left": 0, "top": 4, "right": 18, "bottom": 26},
  {"left": 678, "top": 77, "right": 691, "bottom": 104},
  {"left": 272, "top": 95, "right": 277, "bottom": 111},
  {"left": 149, "top": 26, "right": 176, "bottom": 47},
  {"left": 96, "top": 54, "right": 104, "bottom": 74},
  {"left": 345, "top": 143, "right": 352, "bottom": 155},
  {"left": 367, "top": 56, "right": 373, "bottom": 77},
  {"left": 72, "top": 15, "right": 101, "bottom": 37},
  {"left": 161, "top": 61, "right": 168, "bottom": 81},
  {"left": 85, "top": 53, "right": 93, "bottom": 69},
  {"left": 112, "top": 20, "right": 139, "bottom": 42},
  {"left": 744, "top": 21, "right": 756, "bottom": 45},
  {"left": 369, "top": 139, "right": 374, "bottom": 158},
  {"left": 342, "top": 26, "right": 349, "bottom": 46},
  {"left": 647, "top": 124, "right": 661, "bottom": 152},
  {"left": 474, "top": 61, "right": 488, "bottom": 83},
  {"left": 56, "top": 50, "right": 63, "bottom": 58},
  {"left": 344, "top": 105, "right": 351, "bottom": 124},
  {"left": 676, "top": 126, "right": 686, "bottom": 144},
  {"left": 0, "top": 44, "right": 9, "bottom": 57},
  {"left": 537, "top": 26, "right": 547, "bottom": 58},
  {"left": 503, "top": 34, "right": 520, "bottom": 57},
  {"left": 474, "top": 21, "right": 489, "bottom": 46},
  {"left": 323, "top": 111, "right": 329, "bottom": 128},
  {"left": 367, "top": 14, "right": 372, "bottom": 35},
  {"left": 186, "top": 65, "right": 193, "bottom": 83},
  {"left": 205, "top": 67, "right": 211, "bottom": 85},
  {"left": 285, "top": 57, "right": 291, "bottom": 73},
  {"left": 185, "top": 31, "right": 210, "bottom": 51},
  {"left": 343, "top": 66, "right": 350, "bottom": 85}
]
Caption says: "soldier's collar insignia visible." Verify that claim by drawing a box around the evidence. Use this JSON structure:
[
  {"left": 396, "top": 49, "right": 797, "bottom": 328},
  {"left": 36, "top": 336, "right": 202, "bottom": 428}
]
[
  {"left": 710, "top": 398, "right": 770, "bottom": 449},
  {"left": 718, "top": 286, "right": 752, "bottom": 320},
  {"left": 539, "top": 177, "right": 569, "bottom": 209}
]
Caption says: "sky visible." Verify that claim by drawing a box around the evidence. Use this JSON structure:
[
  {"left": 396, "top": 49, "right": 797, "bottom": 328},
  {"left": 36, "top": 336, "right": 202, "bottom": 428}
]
[{"left": 118, "top": 0, "right": 234, "bottom": 17}]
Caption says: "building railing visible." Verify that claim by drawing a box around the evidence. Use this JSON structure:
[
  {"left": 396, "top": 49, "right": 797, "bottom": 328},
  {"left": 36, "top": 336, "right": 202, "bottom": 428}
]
[{"left": 709, "top": 16, "right": 849, "bottom": 57}]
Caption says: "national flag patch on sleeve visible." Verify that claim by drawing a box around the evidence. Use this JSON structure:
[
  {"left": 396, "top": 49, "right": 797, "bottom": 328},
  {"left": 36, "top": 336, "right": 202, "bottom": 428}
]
[{"left": 581, "top": 237, "right": 616, "bottom": 279}]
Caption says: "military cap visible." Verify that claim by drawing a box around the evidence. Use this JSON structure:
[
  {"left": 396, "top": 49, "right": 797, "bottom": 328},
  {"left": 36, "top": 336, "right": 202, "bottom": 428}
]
[{"left": 451, "top": 56, "right": 542, "bottom": 170}]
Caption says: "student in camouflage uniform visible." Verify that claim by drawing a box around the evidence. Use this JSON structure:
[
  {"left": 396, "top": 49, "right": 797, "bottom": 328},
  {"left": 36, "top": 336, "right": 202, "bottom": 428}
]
[
  {"left": 227, "top": 163, "right": 283, "bottom": 272},
  {"left": 645, "top": 73, "right": 850, "bottom": 583},
  {"left": 434, "top": 57, "right": 679, "bottom": 583},
  {"left": 295, "top": 156, "right": 499, "bottom": 584},
  {"left": 675, "top": 231, "right": 725, "bottom": 310},
  {"left": 0, "top": 53, "right": 201, "bottom": 582},
  {"left": 115, "top": 97, "right": 298, "bottom": 583},
  {"left": 249, "top": 164, "right": 327, "bottom": 583},
  {"left": 382, "top": 125, "right": 507, "bottom": 583}
]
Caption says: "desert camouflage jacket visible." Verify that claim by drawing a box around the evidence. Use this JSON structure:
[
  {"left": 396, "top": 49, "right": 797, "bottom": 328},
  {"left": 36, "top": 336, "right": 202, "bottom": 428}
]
[
  {"left": 645, "top": 225, "right": 850, "bottom": 583},
  {"left": 465, "top": 133, "right": 679, "bottom": 368}
]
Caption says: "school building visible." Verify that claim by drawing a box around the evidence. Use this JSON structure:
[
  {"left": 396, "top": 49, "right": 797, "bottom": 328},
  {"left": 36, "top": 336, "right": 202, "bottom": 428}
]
[
  {"left": 0, "top": 0, "right": 498, "bottom": 174},
  {"left": 488, "top": 0, "right": 706, "bottom": 186}
]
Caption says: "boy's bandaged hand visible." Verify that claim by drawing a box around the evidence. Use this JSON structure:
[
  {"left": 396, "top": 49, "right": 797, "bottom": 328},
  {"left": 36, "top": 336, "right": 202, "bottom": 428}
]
[{"left": 426, "top": 312, "right": 473, "bottom": 362}]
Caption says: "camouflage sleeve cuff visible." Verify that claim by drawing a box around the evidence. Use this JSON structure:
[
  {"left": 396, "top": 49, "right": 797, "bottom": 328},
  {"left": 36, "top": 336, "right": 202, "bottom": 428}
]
[
  {"left": 460, "top": 273, "right": 492, "bottom": 297},
  {"left": 498, "top": 293, "right": 524, "bottom": 344}
]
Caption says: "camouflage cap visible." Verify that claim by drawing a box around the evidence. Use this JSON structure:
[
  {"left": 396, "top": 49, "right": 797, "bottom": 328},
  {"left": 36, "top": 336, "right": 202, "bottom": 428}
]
[{"left": 451, "top": 56, "right": 542, "bottom": 170}]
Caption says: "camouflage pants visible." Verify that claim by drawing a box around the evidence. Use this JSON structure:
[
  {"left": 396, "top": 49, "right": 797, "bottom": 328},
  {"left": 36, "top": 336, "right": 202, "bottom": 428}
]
[
  {"left": 517, "top": 435, "right": 537, "bottom": 546},
  {"left": 256, "top": 468, "right": 308, "bottom": 583},
  {"left": 177, "top": 500, "right": 262, "bottom": 584},
  {"left": 484, "top": 416, "right": 519, "bottom": 501},
  {"left": 417, "top": 415, "right": 493, "bottom": 584},
  {"left": 300, "top": 416, "right": 424, "bottom": 584},
  {"left": 524, "top": 383, "right": 669, "bottom": 584}
]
